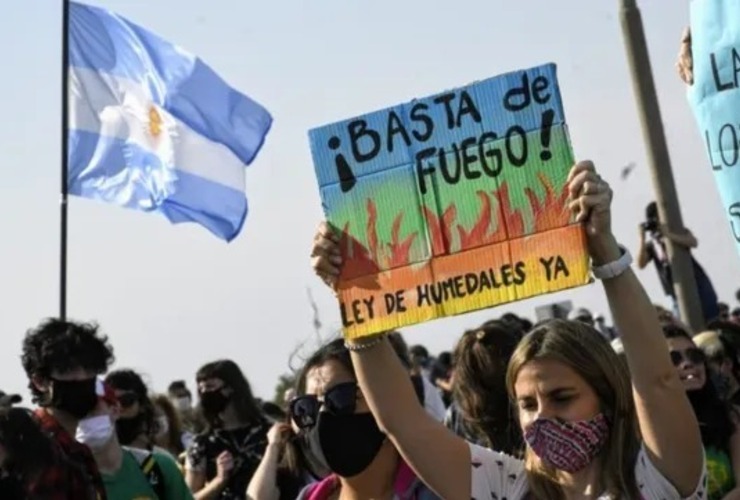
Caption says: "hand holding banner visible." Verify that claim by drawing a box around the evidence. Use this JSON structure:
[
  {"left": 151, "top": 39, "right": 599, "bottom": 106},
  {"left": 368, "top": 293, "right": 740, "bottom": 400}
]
[{"left": 309, "top": 64, "right": 590, "bottom": 338}]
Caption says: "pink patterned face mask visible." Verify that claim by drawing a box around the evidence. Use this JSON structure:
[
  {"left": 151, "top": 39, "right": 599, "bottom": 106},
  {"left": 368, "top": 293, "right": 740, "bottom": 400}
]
[{"left": 523, "top": 413, "right": 610, "bottom": 473}]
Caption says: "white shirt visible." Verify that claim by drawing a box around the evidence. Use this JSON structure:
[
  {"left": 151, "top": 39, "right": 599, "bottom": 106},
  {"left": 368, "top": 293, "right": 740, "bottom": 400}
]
[
  {"left": 469, "top": 442, "right": 708, "bottom": 499},
  {"left": 422, "top": 376, "right": 447, "bottom": 422}
]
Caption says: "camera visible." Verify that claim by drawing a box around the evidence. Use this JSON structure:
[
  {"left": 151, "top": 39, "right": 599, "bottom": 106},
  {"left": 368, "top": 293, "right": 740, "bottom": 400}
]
[{"left": 641, "top": 219, "right": 659, "bottom": 233}]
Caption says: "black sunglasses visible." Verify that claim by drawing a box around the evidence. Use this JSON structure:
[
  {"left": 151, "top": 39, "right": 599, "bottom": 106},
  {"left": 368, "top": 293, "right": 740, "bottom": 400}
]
[
  {"left": 670, "top": 348, "right": 705, "bottom": 366},
  {"left": 289, "top": 382, "right": 359, "bottom": 429},
  {"left": 116, "top": 392, "right": 139, "bottom": 409}
]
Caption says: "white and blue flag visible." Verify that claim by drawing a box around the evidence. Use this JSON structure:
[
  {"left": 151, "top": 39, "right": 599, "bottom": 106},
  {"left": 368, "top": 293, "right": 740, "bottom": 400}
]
[{"left": 68, "top": 2, "right": 272, "bottom": 241}]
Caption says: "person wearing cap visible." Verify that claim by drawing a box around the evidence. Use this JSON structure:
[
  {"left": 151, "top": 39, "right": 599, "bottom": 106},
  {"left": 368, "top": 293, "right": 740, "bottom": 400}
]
[
  {"left": 76, "top": 383, "right": 193, "bottom": 500},
  {"left": 21, "top": 318, "right": 115, "bottom": 499}
]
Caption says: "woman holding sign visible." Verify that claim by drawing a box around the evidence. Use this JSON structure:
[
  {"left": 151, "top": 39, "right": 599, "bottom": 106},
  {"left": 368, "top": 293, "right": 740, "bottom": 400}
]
[{"left": 310, "top": 161, "right": 706, "bottom": 499}]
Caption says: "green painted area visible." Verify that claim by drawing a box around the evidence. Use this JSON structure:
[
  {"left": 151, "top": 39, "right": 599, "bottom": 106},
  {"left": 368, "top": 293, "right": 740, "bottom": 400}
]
[{"left": 324, "top": 124, "right": 574, "bottom": 256}]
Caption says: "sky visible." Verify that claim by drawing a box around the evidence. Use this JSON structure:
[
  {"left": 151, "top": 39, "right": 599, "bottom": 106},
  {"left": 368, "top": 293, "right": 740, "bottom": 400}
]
[{"left": 0, "top": 0, "right": 737, "bottom": 403}]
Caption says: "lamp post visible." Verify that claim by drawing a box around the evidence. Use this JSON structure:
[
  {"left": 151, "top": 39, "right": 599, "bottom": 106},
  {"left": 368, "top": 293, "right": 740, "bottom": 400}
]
[{"left": 619, "top": 0, "right": 705, "bottom": 331}]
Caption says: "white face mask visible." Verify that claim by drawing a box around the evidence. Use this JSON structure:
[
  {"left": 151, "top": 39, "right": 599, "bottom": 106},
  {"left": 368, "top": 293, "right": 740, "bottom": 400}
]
[
  {"left": 156, "top": 416, "right": 169, "bottom": 436},
  {"left": 174, "top": 396, "right": 191, "bottom": 412},
  {"left": 76, "top": 415, "right": 114, "bottom": 450}
]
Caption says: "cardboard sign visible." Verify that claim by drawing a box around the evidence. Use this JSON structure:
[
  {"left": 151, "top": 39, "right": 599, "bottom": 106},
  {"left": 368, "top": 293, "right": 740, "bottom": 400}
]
[
  {"left": 689, "top": 0, "right": 740, "bottom": 256},
  {"left": 309, "top": 63, "right": 590, "bottom": 338}
]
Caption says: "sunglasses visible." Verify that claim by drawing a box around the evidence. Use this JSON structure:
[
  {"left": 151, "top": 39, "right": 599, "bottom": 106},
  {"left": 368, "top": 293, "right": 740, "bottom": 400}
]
[
  {"left": 289, "top": 382, "right": 359, "bottom": 429},
  {"left": 116, "top": 392, "right": 139, "bottom": 409},
  {"left": 669, "top": 348, "right": 705, "bottom": 366}
]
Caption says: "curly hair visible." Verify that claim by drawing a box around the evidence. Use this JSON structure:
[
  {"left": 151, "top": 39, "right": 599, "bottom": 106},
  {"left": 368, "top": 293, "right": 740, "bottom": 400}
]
[{"left": 21, "top": 319, "right": 115, "bottom": 404}]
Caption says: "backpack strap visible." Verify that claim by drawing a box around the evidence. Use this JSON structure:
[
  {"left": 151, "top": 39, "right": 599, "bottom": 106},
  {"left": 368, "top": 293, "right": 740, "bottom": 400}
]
[{"left": 125, "top": 447, "right": 167, "bottom": 500}]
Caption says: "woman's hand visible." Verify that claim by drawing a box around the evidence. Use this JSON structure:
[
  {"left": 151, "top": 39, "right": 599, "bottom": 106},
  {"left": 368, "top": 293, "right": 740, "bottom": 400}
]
[
  {"left": 310, "top": 222, "right": 342, "bottom": 289},
  {"left": 659, "top": 224, "right": 698, "bottom": 249},
  {"left": 214, "top": 450, "right": 234, "bottom": 483},
  {"left": 266, "top": 423, "right": 290, "bottom": 447},
  {"left": 677, "top": 27, "right": 693, "bottom": 85},
  {"left": 566, "top": 160, "right": 619, "bottom": 263}
]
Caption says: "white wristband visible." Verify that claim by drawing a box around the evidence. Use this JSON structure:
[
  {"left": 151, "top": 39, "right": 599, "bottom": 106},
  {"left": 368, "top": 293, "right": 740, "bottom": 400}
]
[{"left": 591, "top": 245, "right": 633, "bottom": 280}]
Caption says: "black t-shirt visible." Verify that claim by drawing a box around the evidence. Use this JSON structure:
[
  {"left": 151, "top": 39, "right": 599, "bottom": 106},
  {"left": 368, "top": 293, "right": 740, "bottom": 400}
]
[{"left": 187, "top": 421, "right": 270, "bottom": 499}]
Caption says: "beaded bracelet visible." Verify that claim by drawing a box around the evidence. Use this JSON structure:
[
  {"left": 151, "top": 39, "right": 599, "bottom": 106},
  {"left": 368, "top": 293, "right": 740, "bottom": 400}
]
[{"left": 344, "top": 333, "right": 386, "bottom": 352}]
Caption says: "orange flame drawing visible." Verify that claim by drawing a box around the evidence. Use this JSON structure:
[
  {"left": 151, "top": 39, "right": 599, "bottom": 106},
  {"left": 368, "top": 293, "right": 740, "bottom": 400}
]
[{"left": 337, "top": 174, "right": 570, "bottom": 281}]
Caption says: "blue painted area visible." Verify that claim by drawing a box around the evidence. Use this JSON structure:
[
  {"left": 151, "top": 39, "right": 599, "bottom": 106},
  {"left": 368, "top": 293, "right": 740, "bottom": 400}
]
[
  {"left": 689, "top": 0, "right": 740, "bottom": 254},
  {"left": 309, "top": 63, "right": 563, "bottom": 191}
]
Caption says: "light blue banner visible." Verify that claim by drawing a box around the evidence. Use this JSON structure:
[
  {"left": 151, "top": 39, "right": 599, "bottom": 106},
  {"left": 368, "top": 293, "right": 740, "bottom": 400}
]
[{"left": 689, "top": 0, "right": 740, "bottom": 254}]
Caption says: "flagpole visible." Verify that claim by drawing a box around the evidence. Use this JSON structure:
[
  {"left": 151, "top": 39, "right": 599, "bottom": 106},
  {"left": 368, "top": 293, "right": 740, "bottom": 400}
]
[{"left": 60, "top": 0, "right": 70, "bottom": 321}]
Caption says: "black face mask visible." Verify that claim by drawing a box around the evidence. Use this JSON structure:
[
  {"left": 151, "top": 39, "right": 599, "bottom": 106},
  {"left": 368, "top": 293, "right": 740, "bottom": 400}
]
[
  {"left": 303, "top": 411, "right": 385, "bottom": 478},
  {"left": 200, "top": 390, "right": 230, "bottom": 415},
  {"left": 115, "top": 414, "right": 145, "bottom": 445},
  {"left": 51, "top": 378, "right": 98, "bottom": 419}
]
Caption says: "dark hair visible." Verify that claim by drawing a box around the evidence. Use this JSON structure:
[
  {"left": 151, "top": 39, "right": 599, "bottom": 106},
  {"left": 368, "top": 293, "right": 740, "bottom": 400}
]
[
  {"left": 196, "top": 360, "right": 263, "bottom": 430},
  {"left": 645, "top": 201, "right": 659, "bottom": 221},
  {"left": 387, "top": 331, "right": 412, "bottom": 370},
  {"left": 21, "top": 319, "right": 115, "bottom": 405},
  {"left": 151, "top": 394, "right": 185, "bottom": 455},
  {"left": 0, "top": 407, "right": 55, "bottom": 474},
  {"left": 662, "top": 325, "right": 735, "bottom": 452},
  {"left": 452, "top": 320, "right": 523, "bottom": 454},
  {"left": 518, "top": 318, "right": 533, "bottom": 333},
  {"left": 499, "top": 313, "right": 521, "bottom": 323},
  {"left": 408, "top": 345, "right": 429, "bottom": 361},
  {"left": 702, "top": 331, "right": 740, "bottom": 379},
  {"left": 287, "top": 338, "right": 356, "bottom": 480},
  {"left": 105, "top": 369, "right": 156, "bottom": 443},
  {"left": 491, "top": 315, "right": 531, "bottom": 338},
  {"left": 717, "top": 334, "right": 740, "bottom": 392},
  {"left": 167, "top": 380, "right": 191, "bottom": 399},
  {"left": 436, "top": 351, "right": 452, "bottom": 368},
  {"left": 706, "top": 320, "right": 740, "bottom": 347},
  {"left": 295, "top": 339, "right": 355, "bottom": 396}
]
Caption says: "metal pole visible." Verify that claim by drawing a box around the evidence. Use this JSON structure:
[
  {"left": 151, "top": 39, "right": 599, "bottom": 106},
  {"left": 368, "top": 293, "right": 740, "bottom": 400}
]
[
  {"left": 60, "top": 0, "right": 70, "bottom": 321},
  {"left": 619, "top": 0, "right": 705, "bottom": 331}
]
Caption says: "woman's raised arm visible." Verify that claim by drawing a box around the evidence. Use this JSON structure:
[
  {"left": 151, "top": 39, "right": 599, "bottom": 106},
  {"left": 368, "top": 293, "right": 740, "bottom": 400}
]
[{"left": 568, "top": 161, "right": 703, "bottom": 495}]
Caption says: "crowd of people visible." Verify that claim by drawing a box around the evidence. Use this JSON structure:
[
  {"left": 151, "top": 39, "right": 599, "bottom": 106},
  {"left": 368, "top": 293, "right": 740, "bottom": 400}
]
[
  {"left": 0, "top": 24, "right": 738, "bottom": 500},
  {"left": 0, "top": 160, "right": 736, "bottom": 500}
]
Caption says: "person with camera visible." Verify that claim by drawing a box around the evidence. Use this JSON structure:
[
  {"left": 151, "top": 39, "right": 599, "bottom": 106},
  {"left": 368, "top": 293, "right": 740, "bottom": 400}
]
[{"left": 637, "top": 201, "right": 719, "bottom": 324}]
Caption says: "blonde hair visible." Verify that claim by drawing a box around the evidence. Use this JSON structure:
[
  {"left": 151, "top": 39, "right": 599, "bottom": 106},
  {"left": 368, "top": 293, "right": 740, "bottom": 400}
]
[
  {"left": 693, "top": 330, "right": 723, "bottom": 360},
  {"left": 505, "top": 319, "right": 640, "bottom": 499}
]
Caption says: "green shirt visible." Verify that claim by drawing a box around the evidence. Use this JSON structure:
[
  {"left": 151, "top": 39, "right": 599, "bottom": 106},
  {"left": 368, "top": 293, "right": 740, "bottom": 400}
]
[
  {"left": 706, "top": 445, "right": 736, "bottom": 500},
  {"left": 102, "top": 448, "right": 193, "bottom": 500}
]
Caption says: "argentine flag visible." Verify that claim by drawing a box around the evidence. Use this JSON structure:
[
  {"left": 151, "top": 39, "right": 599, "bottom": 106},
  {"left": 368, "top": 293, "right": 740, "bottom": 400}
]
[{"left": 68, "top": 2, "right": 272, "bottom": 242}]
